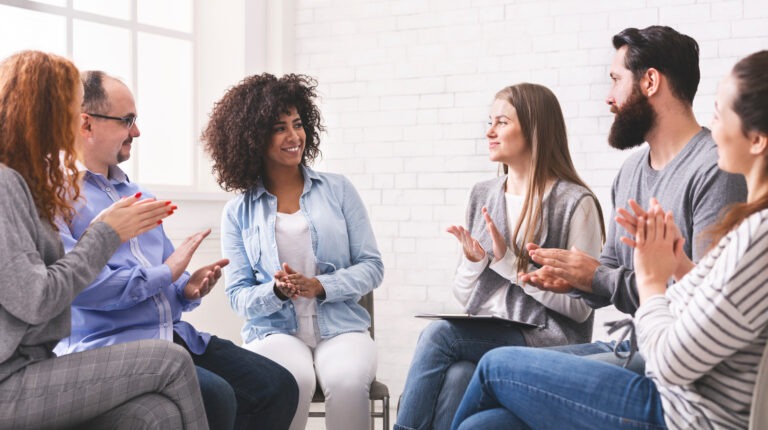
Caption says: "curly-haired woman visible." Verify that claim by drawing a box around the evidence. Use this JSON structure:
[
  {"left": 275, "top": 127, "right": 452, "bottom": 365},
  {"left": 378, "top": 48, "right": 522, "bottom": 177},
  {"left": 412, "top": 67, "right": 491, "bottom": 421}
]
[
  {"left": 203, "top": 73, "right": 384, "bottom": 430},
  {"left": 0, "top": 50, "right": 207, "bottom": 429}
]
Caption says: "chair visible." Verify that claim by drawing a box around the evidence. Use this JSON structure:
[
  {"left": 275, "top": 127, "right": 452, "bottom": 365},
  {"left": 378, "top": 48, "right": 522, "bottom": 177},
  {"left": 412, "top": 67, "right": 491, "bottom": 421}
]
[
  {"left": 749, "top": 341, "right": 768, "bottom": 429},
  {"left": 308, "top": 291, "right": 390, "bottom": 430}
]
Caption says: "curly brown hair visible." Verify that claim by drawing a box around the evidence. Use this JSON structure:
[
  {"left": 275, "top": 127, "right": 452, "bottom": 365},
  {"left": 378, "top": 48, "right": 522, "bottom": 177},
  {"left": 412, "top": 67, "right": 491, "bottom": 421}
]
[
  {"left": 202, "top": 73, "right": 324, "bottom": 192},
  {"left": 0, "top": 50, "right": 81, "bottom": 227}
]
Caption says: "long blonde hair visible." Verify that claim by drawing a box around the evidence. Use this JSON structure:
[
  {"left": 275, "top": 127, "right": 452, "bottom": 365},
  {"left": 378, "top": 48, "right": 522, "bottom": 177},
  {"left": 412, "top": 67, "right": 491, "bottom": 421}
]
[
  {"left": 0, "top": 50, "right": 82, "bottom": 227},
  {"left": 496, "top": 83, "right": 606, "bottom": 273}
]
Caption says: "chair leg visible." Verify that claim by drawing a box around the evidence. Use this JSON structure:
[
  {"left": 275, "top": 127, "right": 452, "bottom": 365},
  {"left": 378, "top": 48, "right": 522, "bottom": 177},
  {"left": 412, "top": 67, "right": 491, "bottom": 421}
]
[{"left": 383, "top": 395, "right": 390, "bottom": 430}]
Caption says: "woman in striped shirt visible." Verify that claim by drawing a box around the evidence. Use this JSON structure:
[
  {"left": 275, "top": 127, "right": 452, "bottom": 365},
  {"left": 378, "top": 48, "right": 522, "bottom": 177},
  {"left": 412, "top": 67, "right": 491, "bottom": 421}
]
[{"left": 450, "top": 50, "right": 768, "bottom": 430}]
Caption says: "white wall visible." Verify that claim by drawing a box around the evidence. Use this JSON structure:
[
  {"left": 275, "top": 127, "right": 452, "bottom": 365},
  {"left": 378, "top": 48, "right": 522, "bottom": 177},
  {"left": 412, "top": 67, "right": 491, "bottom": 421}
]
[{"left": 176, "top": 1, "right": 768, "bottom": 427}]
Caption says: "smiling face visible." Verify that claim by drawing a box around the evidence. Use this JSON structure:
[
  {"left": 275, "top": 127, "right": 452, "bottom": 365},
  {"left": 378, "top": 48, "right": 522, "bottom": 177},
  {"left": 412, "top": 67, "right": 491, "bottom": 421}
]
[
  {"left": 487, "top": 98, "right": 530, "bottom": 167},
  {"left": 712, "top": 73, "right": 753, "bottom": 176},
  {"left": 82, "top": 78, "right": 140, "bottom": 176},
  {"left": 265, "top": 106, "right": 306, "bottom": 170}
]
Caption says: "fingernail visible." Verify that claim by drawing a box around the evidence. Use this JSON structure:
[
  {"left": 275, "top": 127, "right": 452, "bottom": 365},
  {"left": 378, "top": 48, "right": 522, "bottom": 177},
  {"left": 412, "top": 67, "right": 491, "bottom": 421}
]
[
  {"left": 134, "top": 192, "right": 142, "bottom": 198},
  {"left": 157, "top": 220, "right": 163, "bottom": 224},
  {"left": 165, "top": 201, "right": 172, "bottom": 206},
  {"left": 171, "top": 205, "right": 178, "bottom": 210},
  {"left": 167, "top": 210, "right": 174, "bottom": 215}
]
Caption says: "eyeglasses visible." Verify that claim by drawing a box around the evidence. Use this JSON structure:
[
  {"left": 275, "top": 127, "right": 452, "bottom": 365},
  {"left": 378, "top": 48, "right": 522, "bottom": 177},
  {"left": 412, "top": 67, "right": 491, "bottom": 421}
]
[{"left": 86, "top": 112, "right": 137, "bottom": 129}]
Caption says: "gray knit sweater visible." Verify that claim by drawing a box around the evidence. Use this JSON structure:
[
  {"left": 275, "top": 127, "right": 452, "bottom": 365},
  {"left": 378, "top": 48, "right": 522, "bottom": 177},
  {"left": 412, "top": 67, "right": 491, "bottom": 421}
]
[
  {"left": 0, "top": 164, "right": 121, "bottom": 381},
  {"left": 465, "top": 177, "right": 598, "bottom": 347},
  {"left": 582, "top": 128, "right": 747, "bottom": 315}
]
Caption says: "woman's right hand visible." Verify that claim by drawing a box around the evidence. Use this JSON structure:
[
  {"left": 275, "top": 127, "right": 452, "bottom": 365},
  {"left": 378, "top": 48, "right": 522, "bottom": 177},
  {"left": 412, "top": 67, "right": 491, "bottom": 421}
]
[
  {"left": 93, "top": 192, "right": 174, "bottom": 242},
  {"left": 446, "top": 225, "right": 486, "bottom": 262}
]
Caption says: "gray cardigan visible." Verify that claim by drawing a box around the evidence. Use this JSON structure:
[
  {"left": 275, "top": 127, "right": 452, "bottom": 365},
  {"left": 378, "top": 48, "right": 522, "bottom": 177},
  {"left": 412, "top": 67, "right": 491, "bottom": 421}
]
[
  {"left": 465, "top": 176, "right": 598, "bottom": 347},
  {"left": 0, "top": 164, "right": 120, "bottom": 381}
]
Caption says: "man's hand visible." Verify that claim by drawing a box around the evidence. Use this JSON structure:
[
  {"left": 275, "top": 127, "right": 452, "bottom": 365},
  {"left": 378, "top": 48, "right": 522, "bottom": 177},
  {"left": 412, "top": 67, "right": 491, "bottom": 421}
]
[
  {"left": 518, "top": 266, "right": 574, "bottom": 294},
  {"left": 524, "top": 244, "right": 600, "bottom": 293},
  {"left": 184, "top": 259, "right": 229, "bottom": 300},
  {"left": 165, "top": 229, "right": 211, "bottom": 282}
]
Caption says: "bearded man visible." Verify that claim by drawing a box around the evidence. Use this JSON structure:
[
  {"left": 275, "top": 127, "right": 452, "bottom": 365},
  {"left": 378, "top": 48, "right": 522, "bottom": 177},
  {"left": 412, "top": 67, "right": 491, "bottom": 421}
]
[
  {"left": 408, "top": 27, "right": 750, "bottom": 427},
  {"left": 513, "top": 25, "right": 748, "bottom": 369}
]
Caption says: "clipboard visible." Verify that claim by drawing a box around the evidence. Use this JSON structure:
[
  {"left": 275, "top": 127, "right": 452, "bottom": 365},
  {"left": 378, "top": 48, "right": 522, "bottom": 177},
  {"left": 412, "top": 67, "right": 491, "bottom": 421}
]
[{"left": 414, "top": 313, "right": 538, "bottom": 329}]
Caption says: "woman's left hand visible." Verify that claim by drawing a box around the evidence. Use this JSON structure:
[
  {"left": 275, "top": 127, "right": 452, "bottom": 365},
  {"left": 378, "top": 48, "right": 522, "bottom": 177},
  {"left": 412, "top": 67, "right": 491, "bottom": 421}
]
[
  {"left": 279, "top": 263, "right": 326, "bottom": 299},
  {"left": 482, "top": 207, "right": 508, "bottom": 261}
]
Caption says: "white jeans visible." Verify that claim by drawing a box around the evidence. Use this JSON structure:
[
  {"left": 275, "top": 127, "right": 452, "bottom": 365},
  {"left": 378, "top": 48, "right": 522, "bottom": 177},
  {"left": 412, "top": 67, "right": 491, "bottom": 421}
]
[{"left": 244, "top": 331, "right": 377, "bottom": 430}]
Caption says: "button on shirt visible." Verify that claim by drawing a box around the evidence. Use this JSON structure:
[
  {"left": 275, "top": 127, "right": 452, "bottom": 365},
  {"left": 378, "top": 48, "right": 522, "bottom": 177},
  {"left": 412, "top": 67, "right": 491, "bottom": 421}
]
[{"left": 54, "top": 166, "right": 209, "bottom": 356}]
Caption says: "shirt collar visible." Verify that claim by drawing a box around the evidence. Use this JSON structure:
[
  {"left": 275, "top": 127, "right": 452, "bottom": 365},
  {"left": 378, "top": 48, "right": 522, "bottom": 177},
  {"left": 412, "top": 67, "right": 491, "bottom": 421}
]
[
  {"left": 82, "top": 164, "right": 131, "bottom": 185},
  {"left": 250, "top": 165, "right": 321, "bottom": 201}
]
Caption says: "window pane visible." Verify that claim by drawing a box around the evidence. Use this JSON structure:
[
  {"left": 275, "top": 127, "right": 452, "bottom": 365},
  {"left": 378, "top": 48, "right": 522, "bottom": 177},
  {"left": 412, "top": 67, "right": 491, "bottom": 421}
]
[
  {"left": 73, "top": 20, "right": 133, "bottom": 87},
  {"left": 136, "top": 33, "right": 193, "bottom": 185},
  {"left": 73, "top": 0, "right": 130, "bottom": 20},
  {"left": 138, "top": 0, "right": 192, "bottom": 33},
  {"left": 0, "top": 5, "right": 66, "bottom": 59}
]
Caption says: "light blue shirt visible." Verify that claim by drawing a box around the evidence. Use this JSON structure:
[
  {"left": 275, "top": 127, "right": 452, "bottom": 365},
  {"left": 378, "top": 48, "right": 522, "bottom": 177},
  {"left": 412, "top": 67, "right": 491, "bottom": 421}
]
[
  {"left": 54, "top": 166, "right": 209, "bottom": 356},
  {"left": 221, "top": 166, "right": 384, "bottom": 342}
]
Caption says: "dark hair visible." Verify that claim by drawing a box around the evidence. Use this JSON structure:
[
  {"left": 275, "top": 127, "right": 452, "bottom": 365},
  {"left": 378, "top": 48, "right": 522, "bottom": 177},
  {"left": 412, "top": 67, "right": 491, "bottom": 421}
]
[
  {"left": 707, "top": 50, "right": 768, "bottom": 246},
  {"left": 81, "top": 70, "right": 110, "bottom": 114},
  {"left": 0, "top": 50, "right": 82, "bottom": 226},
  {"left": 202, "top": 73, "right": 324, "bottom": 192},
  {"left": 495, "top": 83, "right": 605, "bottom": 273},
  {"left": 612, "top": 26, "right": 700, "bottom": 105}
]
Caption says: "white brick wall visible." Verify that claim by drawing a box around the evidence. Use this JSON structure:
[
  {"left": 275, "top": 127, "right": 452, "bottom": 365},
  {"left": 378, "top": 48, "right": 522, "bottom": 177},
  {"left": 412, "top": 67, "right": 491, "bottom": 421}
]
[{"left": 289, "top": 1, "right": 768, "bottom": 425}]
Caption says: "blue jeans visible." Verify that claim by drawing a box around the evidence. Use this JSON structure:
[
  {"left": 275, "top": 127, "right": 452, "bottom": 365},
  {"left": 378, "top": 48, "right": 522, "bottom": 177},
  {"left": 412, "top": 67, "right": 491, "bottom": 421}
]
[
  {"left": 177, "top": 335, "right": 299, "bottom": 430},
  {"left": 395, "top": 319, "right": 526, "bottom": 430},
  {"left": 451, "top": 347, "right": 666, "bottom": 430},
  {"left": 427, "top": 340, "right": 645, "bottom": 430},
  {"left": 547, "top": 339, "right": 646, "bottom": 374},
  {"left": 196, "top": 366, "right": 237, "bottom": 429}
]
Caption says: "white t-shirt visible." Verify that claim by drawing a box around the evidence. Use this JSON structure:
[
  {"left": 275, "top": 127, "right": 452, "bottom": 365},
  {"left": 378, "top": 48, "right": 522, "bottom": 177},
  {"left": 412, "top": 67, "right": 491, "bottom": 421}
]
[{"left": 275, "top": 210, "right": 319, "bottom": 346}]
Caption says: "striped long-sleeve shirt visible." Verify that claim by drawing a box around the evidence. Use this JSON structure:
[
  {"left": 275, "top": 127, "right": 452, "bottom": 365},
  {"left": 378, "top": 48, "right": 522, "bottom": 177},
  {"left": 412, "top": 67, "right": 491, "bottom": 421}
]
[{"left": 636, "top": 208, "right": 768, "bottom": 430}]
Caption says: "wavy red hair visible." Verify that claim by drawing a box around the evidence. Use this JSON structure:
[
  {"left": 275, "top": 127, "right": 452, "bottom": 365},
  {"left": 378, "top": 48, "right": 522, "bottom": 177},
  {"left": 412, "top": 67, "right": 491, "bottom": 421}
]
[{"left": 0, "top": 50, "right": 82, "bottom": 227}]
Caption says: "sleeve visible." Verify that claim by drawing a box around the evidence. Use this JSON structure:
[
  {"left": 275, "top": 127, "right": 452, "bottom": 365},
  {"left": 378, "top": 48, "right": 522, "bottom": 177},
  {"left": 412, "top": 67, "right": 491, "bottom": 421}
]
[
  {"left": 581, "top": 174, "right": 640, "bottom": 313},
  {"left": 688, "top": 164, "right": 747, "bottom": 261},
  {"left": 58, "top": 222, "right": 175, "bottom": 311},
  {"left": 491, "top": 196, "right": 599, "bottom": 323},
  {"left": 636, "top": 220, "right": 768, "bottom": 386},
  {"left": 316, "top": 177, "right": 384, "bottom": 303},
  {"left": 452, "top": 252, "right": 490, "bottom": 308},
  {"left": 221, "top": 203, "right": 286, "bottom": 320},
  {"left": 0, "top": 172, "right": 121, "bottom": 325}
]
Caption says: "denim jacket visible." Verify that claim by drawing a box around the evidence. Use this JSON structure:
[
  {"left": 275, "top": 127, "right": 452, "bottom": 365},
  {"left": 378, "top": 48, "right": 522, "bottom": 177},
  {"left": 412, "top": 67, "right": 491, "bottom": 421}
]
[{"left": 221, "top": 166, "right": 384, "bottom": 342}]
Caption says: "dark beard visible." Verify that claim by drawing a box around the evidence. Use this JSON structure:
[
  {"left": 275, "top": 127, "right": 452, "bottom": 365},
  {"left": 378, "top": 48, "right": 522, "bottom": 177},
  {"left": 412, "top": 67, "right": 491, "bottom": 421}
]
[{"left": 608, "top": 86, "right": 656, "bottom": 150}]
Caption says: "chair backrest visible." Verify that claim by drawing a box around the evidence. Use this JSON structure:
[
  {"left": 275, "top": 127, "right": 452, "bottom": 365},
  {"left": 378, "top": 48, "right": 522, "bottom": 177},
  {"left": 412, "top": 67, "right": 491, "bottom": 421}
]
[
  {"left": 749, "top": 341, "right": 768, "bottom": 429},
  {"left": 359, "top": 291, "right": 375, "bottom": 340}
]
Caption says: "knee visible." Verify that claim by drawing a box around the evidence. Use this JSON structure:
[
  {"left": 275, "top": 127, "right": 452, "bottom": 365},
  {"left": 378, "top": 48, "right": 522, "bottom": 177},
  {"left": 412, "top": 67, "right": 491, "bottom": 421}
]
[
  {"left": 445, "top": 361, "right": 476, "bottom": 386},
  {"left": 417, "top": 320, "right": 454, "bottom": 349},
  {"left": 112, "top": 394, "right": 183, "bottom": 430}
]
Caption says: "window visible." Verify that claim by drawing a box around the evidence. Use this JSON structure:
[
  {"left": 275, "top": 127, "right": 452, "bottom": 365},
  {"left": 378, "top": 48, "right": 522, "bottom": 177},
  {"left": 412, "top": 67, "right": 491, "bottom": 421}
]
[{"left": 0, "top": 0, "right": 197, "bottom": 188}]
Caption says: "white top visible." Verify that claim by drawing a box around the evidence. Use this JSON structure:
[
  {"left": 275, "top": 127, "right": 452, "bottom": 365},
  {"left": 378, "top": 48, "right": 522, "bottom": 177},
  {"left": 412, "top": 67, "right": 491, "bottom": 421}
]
[
  {"left": 275, "top": 210, "right": 318, "bottom": 346},
  {"left": 453, "top": 192, "right": 602, "bottom": 323}
]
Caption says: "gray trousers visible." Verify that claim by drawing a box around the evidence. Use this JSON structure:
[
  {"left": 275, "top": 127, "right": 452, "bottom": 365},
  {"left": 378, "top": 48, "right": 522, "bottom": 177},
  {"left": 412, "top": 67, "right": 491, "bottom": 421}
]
[{"left": 0, "top": 339, "right": 207, "bottom": 430}]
